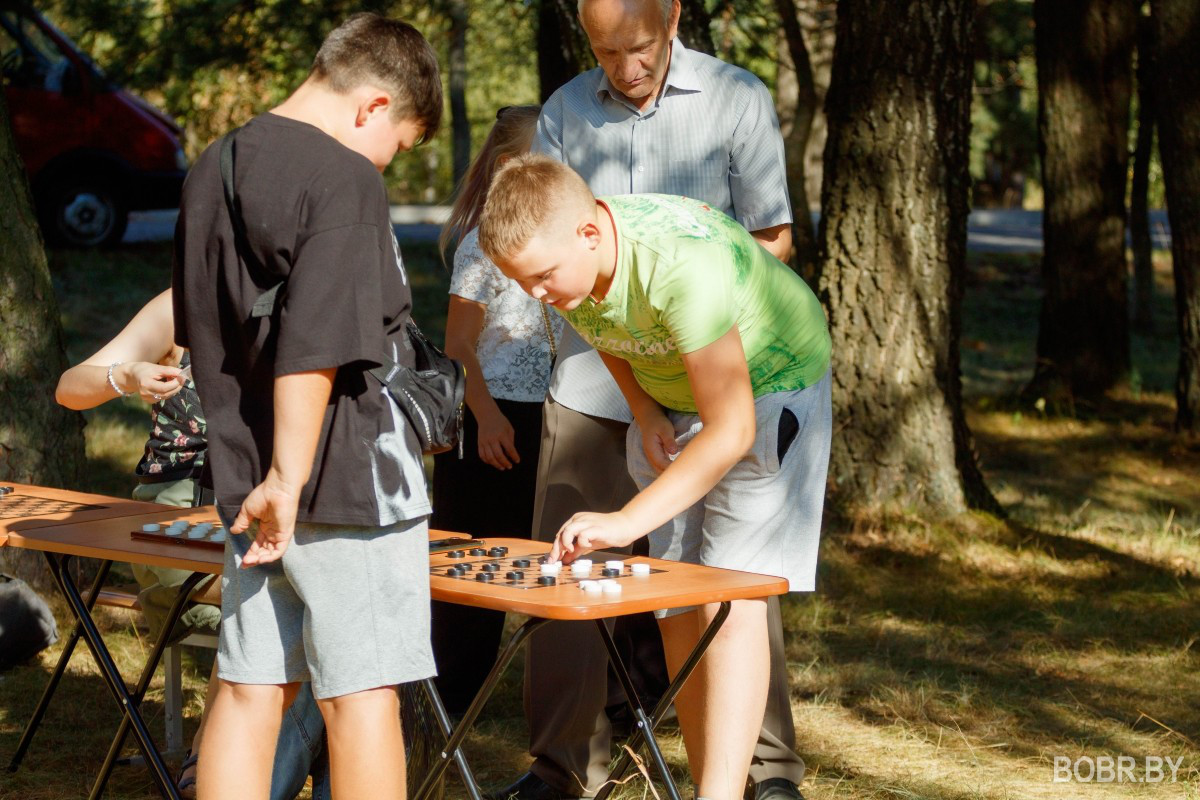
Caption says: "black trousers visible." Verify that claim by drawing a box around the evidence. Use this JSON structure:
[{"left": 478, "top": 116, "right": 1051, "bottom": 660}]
[{"left": 429, "top": 398, "right": 543, "bottom": 714}]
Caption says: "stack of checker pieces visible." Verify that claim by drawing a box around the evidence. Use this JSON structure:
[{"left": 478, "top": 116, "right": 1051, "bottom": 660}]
[{"left": 130, "top": 519, "right": 227, "bottom": 552}]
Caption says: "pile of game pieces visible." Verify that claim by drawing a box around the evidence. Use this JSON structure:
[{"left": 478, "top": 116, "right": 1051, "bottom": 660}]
[{"left": 140, "top": 520, "right": 227, "bottom": 544}]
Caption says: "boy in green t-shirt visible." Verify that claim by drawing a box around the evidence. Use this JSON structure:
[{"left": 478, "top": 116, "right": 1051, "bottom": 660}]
[{"left": 478, "top": 154, "right": 832, "bottom": 800}]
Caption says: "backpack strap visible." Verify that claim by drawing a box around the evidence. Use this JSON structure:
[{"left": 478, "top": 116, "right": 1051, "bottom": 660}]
[{"left": 219, "top": 130, "right": 284, "bottom": 319}]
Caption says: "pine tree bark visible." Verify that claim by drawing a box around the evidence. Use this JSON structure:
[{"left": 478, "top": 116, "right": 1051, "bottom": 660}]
[
  {"left": 447, "top": 0, "right": 470, "bottom": 187},
  {"left": 0, "top": 92, "right": 87, "bottom": 583},
  {"left": 1028, "top": 0, "right": 1135, "bottom": 403},
  {"left": 1150, "top": 0, "right": 1200, "bottom": 431},
  {"left": 818, "top": 0, "right": 997, "bottom": 514},
  {"left": 1131, "top": 11, "right": 1156, "bottom": 336},
  {"left": 537, "top": 0, "right": 588, "bottom": 102},
  {"left": 774, "top": 0, "right": 819, "bottom": 280}
]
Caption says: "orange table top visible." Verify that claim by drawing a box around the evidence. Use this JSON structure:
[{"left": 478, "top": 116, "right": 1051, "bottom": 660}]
[
  {"left": 4, "top": 491, "right": 788, "bottom": 619},
  {"left": 4, "top": 503, "right": 225, "bottom": 573},
  {"left": 0, "top": 482, "right": 165, "bottom": 547},
  {"left": 427, "top": 537, "right": 788, "bottom": 619}
]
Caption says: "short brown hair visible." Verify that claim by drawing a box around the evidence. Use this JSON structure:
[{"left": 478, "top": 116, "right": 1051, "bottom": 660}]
[
  {"left": 311, "top": 13, "right": 442, "bottom": 142},
  {"left": 478, "top": 154, "right": 595, "bottom": 264}
]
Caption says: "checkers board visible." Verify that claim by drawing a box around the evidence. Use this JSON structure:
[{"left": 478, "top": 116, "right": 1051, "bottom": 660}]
[
  {"left": 430, "top": 543, "right": 663, "bottom": 590},
  {"left": 425, "top": 535, "right": 786, "bottom": 620},
  {"left": 0, "top": 492, "right": 102, "bottom": 519},
  {"left": 0, "top": 483, "right": 165, "bottom": 548}
]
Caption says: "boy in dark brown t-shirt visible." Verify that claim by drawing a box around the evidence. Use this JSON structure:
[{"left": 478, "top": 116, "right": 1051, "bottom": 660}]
[{"left": 172, "top": 15, "right": 441, "bottom": 799}]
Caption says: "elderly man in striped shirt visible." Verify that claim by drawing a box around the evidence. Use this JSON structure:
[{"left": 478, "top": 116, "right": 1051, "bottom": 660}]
[{"left": 490, "top": 1, "right": 811, "bottom": 800}]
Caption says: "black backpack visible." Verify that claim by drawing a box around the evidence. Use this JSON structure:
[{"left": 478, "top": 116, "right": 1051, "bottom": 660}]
[{"left": 0, "top": 573, "right": 58, "bottom": 669}]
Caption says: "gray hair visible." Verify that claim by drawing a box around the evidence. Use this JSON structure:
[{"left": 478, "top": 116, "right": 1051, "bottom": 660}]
[{"left": 577, "top": 0, "right": 674, "bottom": 27}]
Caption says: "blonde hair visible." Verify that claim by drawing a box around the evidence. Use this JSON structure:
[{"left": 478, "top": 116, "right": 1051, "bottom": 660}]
[
  {"left": 439, "top": 105, "right": 541, "bottom": 260},
  {"left": 478, "top": 154, "right": 595, "bottom": 264}
]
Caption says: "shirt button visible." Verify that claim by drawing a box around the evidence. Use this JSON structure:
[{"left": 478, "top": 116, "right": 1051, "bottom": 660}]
[{"left": 637, "top": 165, "right": 645, "bottom": 173}]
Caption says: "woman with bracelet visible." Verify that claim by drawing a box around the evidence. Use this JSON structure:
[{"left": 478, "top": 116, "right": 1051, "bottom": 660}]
[{"left": 56, "top": 289, "right": 329, "bottom": 800}]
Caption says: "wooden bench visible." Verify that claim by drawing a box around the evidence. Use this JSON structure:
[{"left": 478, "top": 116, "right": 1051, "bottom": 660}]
[{"left": 89, "top": 586, "right": 216, "bottom": 756}]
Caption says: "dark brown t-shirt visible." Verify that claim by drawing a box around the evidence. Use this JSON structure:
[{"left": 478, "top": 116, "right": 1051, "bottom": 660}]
[{"left": 173, "top": 113, "right": 431, "bottom": 527}]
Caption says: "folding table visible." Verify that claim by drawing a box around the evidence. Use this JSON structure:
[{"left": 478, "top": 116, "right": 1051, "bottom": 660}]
[
  {"left": 3, "top": 486, "right": 789, "bottom": 800},
  {"left": 416, "top": 537, "right": 788, "bottom": 800},
  {"left": 2, "top": 487, "right": 220, "bottom": 800}
]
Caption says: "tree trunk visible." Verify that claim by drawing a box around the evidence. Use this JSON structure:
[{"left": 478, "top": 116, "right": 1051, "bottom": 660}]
[
  {"left": 1150, "top": 0, "right": 1200, "bottom": 431},
  {"left": 1027, "top": 0, "right": 1135, "bottom": 404},
  {"left": 537, "top": 0, "right": 588, "bottom": 102},
  {"left": 774, "top": 0, "right": 819, "bottom": 280},
  {"left": 818, "top": 0, "right": 997, "bottom": 514},
  {"left": 1131, "top": 10, "right": 1156, "bottom": 336},
  {"left": 799, "top": 1, "right": 837, "bottom": 231},
  {"left": 448, "top": 0, "right": 470, "bottom": 187},
  {"left": 677, "top": 0, "right": 714, "bottom": 55},
  {"left": 0, "top": 92, "right": 87, "bottom": 584}
]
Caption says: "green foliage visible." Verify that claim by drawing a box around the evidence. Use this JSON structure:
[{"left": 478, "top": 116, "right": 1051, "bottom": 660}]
[
  {"left": 710, "top": 0, "right": 780, "bottom": 91},
  {"left": 971, "top": 0, "right": 1038, "bottom": 208},
  {"left": 42, "top": 0, "right": 539, "bottom": 203}
]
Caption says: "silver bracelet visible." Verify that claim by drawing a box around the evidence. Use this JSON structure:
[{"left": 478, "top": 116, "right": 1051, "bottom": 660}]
[{"left": 107, "top": 362, "right": 130, "bottom": 396}]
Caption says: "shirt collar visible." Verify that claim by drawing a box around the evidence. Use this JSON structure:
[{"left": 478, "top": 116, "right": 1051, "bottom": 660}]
[{"left": 593, "top": 37, "right": 703, "bottom": 109}]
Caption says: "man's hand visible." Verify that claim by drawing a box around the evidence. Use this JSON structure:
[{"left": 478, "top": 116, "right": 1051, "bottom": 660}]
[
  {"left": 231, "top": 473, "right": 301, "bottom": 567},
  {"left": 548, "top": 511, "right": 638, "bottom": 563}
]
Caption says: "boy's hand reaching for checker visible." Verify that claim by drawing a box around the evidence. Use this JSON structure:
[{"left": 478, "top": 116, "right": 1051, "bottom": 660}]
[{"left": 549, "top": 510, "right": 638, "bottom": 563}]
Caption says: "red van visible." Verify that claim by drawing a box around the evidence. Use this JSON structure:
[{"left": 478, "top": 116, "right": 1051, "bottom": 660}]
[{"left": 1, "top": 1, "right": 186, "bottom": 246}]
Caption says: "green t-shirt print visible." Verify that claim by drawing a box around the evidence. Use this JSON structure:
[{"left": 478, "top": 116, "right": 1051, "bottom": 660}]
[{"left": 562, "top": 194, "right": 831, "bottom": 414}]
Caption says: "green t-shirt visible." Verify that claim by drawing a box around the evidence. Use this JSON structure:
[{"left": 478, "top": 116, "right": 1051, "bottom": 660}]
[{"left": 562, "top": 194, "right": 831, "bottom": 414}]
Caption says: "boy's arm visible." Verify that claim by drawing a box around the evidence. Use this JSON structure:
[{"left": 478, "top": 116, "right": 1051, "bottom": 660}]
[
  {"left": 233, "top": 368, "right": 335, "bottom": 566},
  {"left": 551, "top": 327, "right": 756, "bottom": 561},
  {"left": 597, "top": 351, "right": 679, "bottom": 471}
]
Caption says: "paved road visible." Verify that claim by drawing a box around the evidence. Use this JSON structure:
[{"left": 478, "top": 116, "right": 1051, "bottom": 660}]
[{"left": 125, "top": 207, "right": 1173, "bottom": 253}]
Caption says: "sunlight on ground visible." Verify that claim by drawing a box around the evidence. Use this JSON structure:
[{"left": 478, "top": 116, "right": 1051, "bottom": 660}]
[{"left": 2, "top": 248, "right": 1196, "bottom": 799}]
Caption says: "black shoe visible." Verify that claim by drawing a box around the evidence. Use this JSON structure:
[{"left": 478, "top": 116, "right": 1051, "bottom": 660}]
[
  {"left": 485, "top": 771, "right": 582, "bottom": 800},
  {"left": 753, "top": 778, "right": 805, "bottom": 800}
]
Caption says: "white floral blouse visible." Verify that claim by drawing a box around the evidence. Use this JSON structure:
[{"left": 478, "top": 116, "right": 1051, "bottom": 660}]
[{"left": 450, "top": 228, "right": 564, "bottom": 403}]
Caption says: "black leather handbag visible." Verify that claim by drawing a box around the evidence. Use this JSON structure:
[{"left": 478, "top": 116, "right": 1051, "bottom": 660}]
[
  {"left": 368, "top": 321, "right": 466, "bottom": 456},
  {"left": 219, "top": 131, "right": 465, "bottom": 456}
]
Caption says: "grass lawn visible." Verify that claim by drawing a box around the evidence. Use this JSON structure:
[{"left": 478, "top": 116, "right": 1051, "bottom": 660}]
[{"left": 0, "top": 244, "right": 1196, "bottom": 799}]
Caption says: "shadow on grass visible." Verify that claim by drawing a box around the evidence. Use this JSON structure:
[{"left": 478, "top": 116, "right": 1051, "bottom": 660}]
[
  {"left": 0, "top": 656, "right": 200, "bottom": 800},
  {"left": 968, "top": 393, "right": 1200, "bottom": 527},
  {"left": 787, "top": 509, "right": 1200, "bottom": 786}
]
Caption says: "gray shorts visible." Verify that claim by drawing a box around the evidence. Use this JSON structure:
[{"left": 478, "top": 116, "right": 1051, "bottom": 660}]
[
  {"left": 216, "top": 513, "right": 435, "bottom": 700},
  {"left": 627, "top": 372, "right": 832, "bottom": 618}
]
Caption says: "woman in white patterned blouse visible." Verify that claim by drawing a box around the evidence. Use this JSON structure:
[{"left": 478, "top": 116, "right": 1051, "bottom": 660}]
[{"left": 429, "top": 105, "right": 563, "bottom": 713}]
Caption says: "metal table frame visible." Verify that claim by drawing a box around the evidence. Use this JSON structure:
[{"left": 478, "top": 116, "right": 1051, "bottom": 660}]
[
  {"left": 411, "top": 603, "right": 732, "bottom": 800},
  {"left": 7, "top": 552, "right": 206, "bottom": 800}
]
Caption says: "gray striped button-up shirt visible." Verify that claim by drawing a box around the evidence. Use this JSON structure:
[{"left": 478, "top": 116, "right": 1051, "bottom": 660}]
[{"left": 533, "top": 38, "right": 792, "bottom": 421}]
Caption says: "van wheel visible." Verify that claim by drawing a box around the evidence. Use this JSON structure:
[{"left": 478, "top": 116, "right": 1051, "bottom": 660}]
[{"left": 38, "top": 177, "right": 129, "bottom": 247}]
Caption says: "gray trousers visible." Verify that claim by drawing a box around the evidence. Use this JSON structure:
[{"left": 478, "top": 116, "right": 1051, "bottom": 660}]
[{"left": 523, "top": 399, "right": 805, "bottom": 795}]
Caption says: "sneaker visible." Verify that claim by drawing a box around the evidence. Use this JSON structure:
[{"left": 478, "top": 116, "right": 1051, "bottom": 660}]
[
  {"left": 485, "top": 771, "right": 582, "bottom": 800},
  {"left": 753, "top": 778, "right": 805, "bottom": 800}
]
